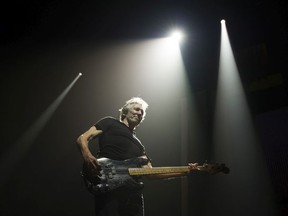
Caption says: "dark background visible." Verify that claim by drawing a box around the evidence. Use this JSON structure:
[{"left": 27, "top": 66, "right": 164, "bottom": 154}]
[{"left": 0, "top": 0, "right": 287, "bottom": 216}]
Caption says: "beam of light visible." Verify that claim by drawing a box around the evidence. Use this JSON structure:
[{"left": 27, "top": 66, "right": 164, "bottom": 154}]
[
  {"left": 208, "top": 20, "right": 278, "bottom": 216},
  {"left": 0, "top": 73, "right": 82, "bottom": 191}
]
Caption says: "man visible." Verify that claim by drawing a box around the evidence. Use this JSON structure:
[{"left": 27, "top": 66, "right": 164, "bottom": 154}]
[{"left": 77, "top": 97, "right": 196, "bottom": 216}]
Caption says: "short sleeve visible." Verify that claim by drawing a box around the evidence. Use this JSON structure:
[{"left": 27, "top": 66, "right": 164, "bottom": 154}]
[{"left": 94, "top": 116, "right": 116, "bottom": 131}]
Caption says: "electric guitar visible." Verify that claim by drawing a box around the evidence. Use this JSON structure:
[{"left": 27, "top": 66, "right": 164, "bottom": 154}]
[{"left": 81, "top": 156, "right": 229, "bottom": 195}]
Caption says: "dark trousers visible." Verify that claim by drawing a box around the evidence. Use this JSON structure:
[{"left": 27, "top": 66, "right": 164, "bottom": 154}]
[{"left": 94, "top": 187, "right": 144, "bottom": 216}]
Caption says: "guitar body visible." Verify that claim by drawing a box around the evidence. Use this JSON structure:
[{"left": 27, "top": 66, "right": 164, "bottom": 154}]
[{"left": 82, "top": 157, "right": 148, "bottom": 195}]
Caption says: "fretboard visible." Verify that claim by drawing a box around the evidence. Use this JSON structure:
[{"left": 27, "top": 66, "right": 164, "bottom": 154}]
[{"left": 128, "top": 166, "right": 190, "bottom": 176}]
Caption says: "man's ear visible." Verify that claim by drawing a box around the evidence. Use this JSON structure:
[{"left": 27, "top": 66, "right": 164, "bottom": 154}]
[{"left": 122, "top": 107, "right": 129, "bottom": 115}]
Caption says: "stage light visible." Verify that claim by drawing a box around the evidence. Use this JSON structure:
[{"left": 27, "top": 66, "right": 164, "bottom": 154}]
[
  {"left": 79, "top": 72, "right": 82, "bottom": 76},
  {"left": 221, "top": 19, "right": 226, "bottom": 25},
  {"left": 170, "top": 30, "right": 184, "bottom": 43}
]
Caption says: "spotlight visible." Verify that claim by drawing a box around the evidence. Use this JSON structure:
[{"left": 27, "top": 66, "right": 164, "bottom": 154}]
[
  {"left": 170, "top": 30, "right": 184, "bottom": 43},
  {"left": 79, "top": 72, "right": 82, "bottom": 76},
  {"left": 221, "top": 19, "right": 226, "bottom": 24}
]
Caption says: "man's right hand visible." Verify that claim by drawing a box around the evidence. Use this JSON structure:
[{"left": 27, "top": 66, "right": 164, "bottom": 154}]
[{"left": 84, "top": 153, "right": 102, "bottom": 173}]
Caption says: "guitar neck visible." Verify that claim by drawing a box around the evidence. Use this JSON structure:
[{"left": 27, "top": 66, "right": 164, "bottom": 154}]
[{"left": 128, "top": 166, "right": 190, "bottom": 176}]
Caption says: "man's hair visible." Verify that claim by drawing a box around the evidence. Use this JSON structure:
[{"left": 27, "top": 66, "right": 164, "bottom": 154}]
[{"left": 119, "top": 97, "right": 148, "bottom": 122}]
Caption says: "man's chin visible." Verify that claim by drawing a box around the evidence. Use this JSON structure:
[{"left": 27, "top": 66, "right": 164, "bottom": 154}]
[{"left": 128, "top": 119, "right": 140, "bottom": 126}]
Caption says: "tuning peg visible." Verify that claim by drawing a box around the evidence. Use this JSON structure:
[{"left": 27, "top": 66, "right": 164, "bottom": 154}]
[{"left": 222, "top": 166, "right": 230, "bottom": 174}]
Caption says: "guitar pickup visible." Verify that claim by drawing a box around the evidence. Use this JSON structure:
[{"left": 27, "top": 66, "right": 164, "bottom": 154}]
[
  {"left": 107, "top": 168, "right": 116, "bottom": 179},
  {"left": 111, "top": 168, "right": 116, "bottom": 174}
]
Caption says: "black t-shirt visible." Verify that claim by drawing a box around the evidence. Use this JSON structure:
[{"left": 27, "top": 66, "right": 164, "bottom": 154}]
[{"left": 95, "top": 116, "right": 146, "bottom": 160}]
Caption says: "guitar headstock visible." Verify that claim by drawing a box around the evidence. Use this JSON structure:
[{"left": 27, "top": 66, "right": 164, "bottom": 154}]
[{"left": 198, "top": 163, "right": 230, "bottom": 174}]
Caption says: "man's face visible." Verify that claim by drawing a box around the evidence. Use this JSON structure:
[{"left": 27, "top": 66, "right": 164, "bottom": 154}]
[{"left": 126, "top": 103, "right": 144, "bottom": 126}]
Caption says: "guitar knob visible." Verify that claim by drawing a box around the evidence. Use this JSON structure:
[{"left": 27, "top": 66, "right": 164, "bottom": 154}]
[{"left": 95, "top": 184, "right": 110, "bottom": 193}]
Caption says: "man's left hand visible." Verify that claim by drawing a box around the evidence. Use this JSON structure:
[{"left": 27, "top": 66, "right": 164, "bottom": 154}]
[{"left": 188, "top": 163, "right": 198, "bottom": 171}]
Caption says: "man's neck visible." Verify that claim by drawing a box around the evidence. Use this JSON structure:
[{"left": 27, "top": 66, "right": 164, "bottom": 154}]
[{"left": 122, "top": 119, "right": 136, "bottom": 131}]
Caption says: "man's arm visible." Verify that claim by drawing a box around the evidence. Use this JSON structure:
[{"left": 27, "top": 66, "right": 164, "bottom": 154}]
[{"left": 76, "top": 126, "right": 103, "bottom": 169}]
